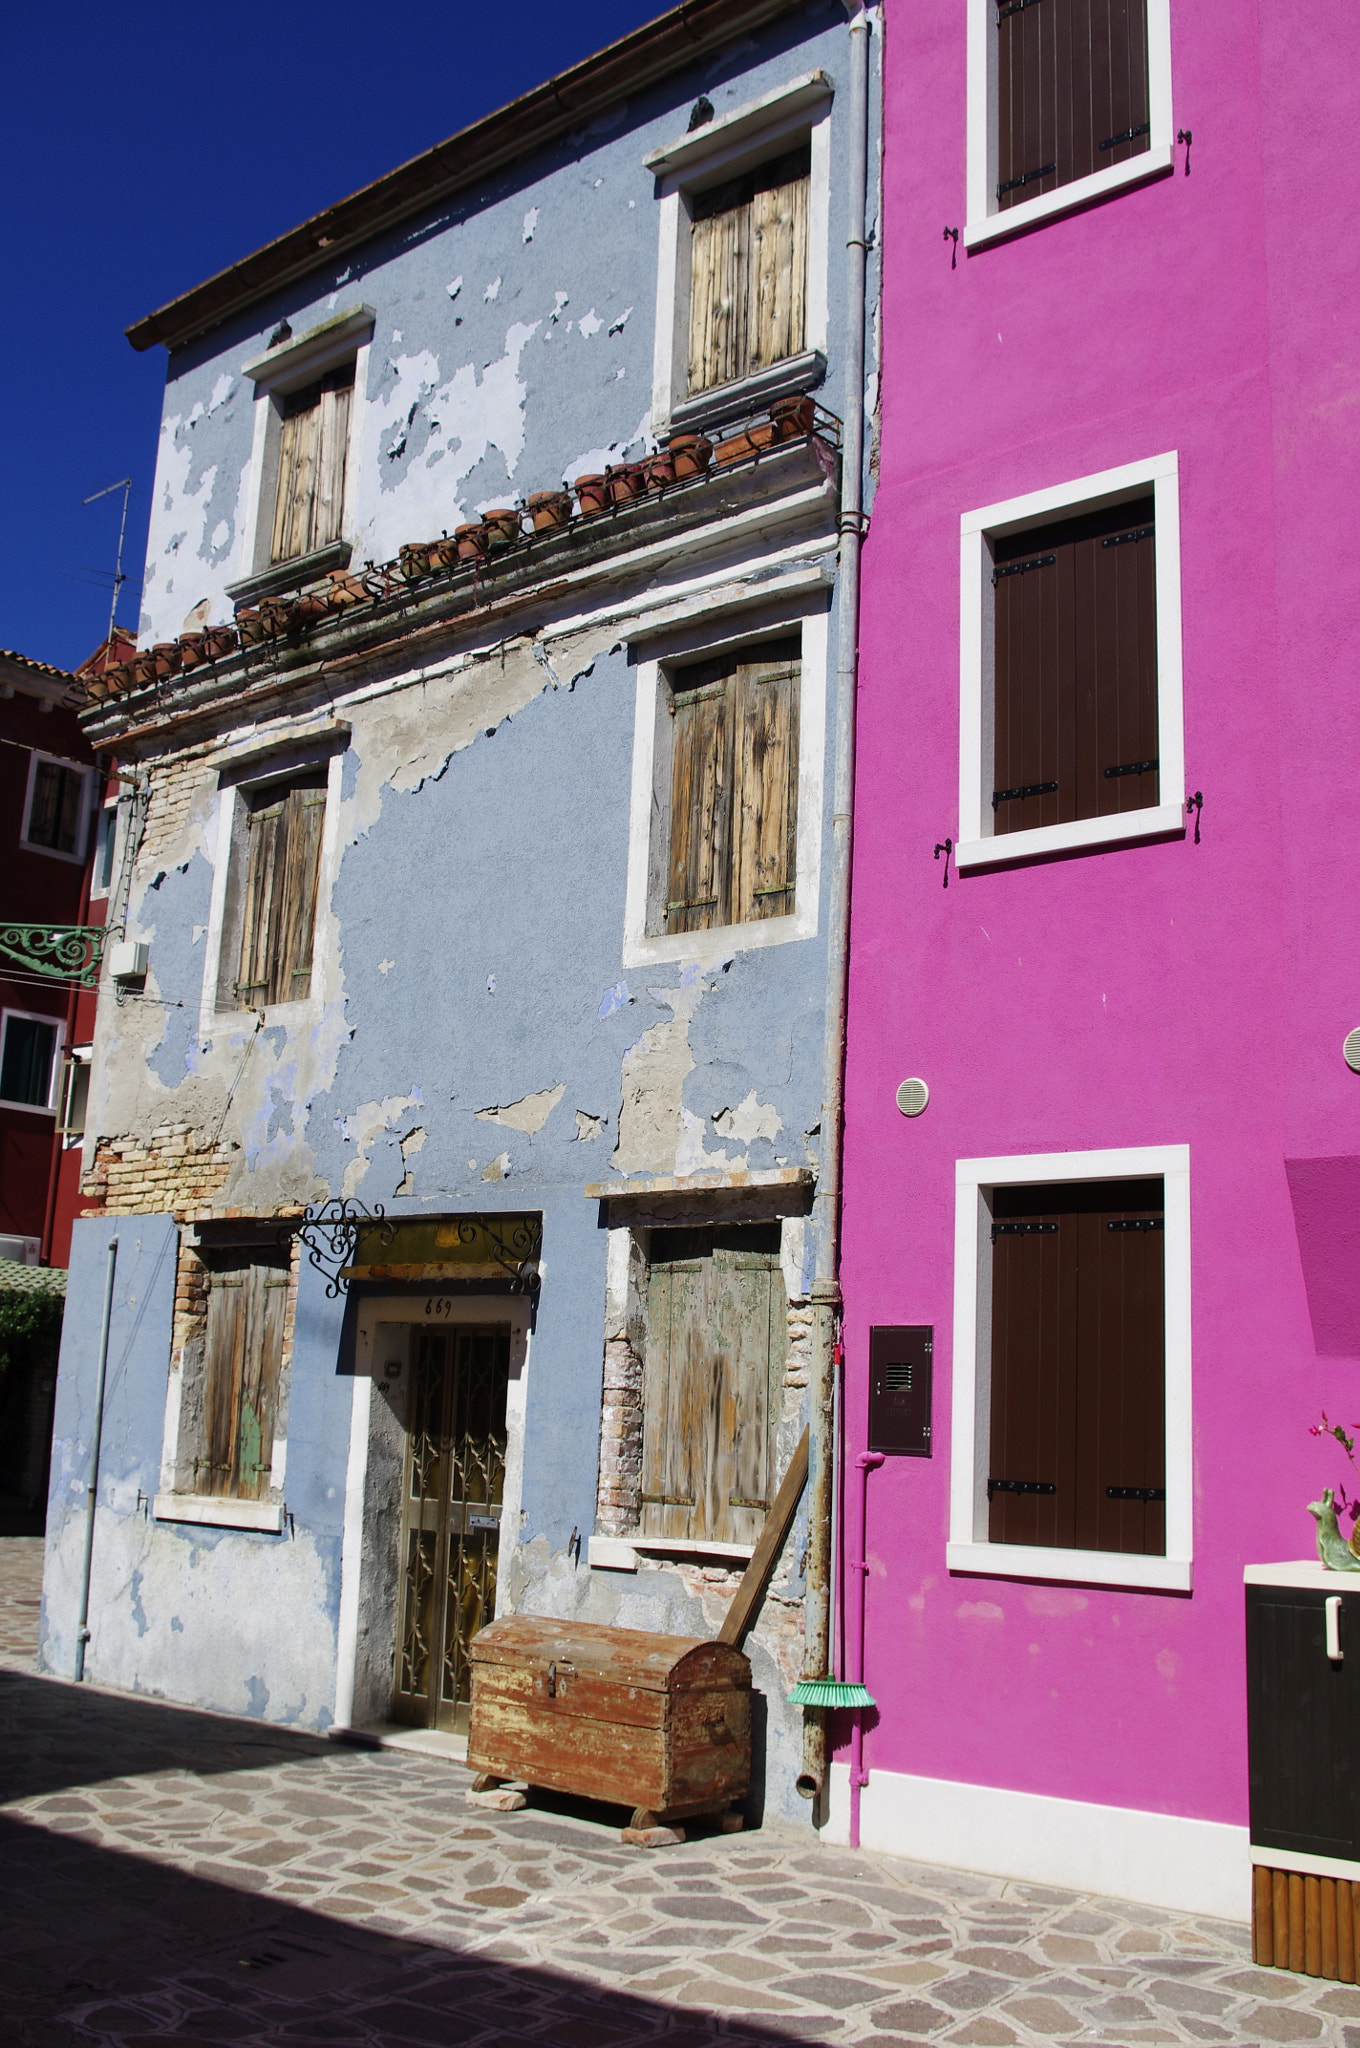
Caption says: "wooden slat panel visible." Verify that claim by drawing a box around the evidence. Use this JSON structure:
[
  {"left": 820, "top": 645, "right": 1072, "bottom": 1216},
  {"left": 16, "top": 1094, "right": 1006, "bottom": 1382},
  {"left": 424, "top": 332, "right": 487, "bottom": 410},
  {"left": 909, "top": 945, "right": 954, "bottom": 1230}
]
[
  {"left": 1253, "top": 1866, "right": 1274, "bottom": 1966},
  {"left": 1274, "top": 1868, "right": 1290, "bottom": 1969},
  {"left": 749, "top": 173, "right": 808, "bottom": 372},
  {"left": 731, "top": 658, "right": 799, "bottom": 923},
  {"left": 1341, "top": 1879, "right": 1356, "bottom": 1983},
  {"left": 666, "top": 680, "right": 732, "bottom": 933},
  {"left": 1322, "top": 1878, "right": 1339, "bottom": 1981},
  {"left": 467, "top": 1695, "right": 671, "bottom": 1807},
  {"left": 1306, "top": 1873, "right": 1323, "bottom": 1976},
  {"left": 997, "top": 0, "right": 1148, "bottom": 211},
  {"left": 237, "top": 1262, "right": 287, "bottom": 1501},
  {"left": 471, "top": 1665, "right": 669, "bottom": 1730},
  {"left": 277, "top": 788, "right": 327, "bottom": 1002},
  {"left": 688, "top": 202, "right": 748, "bottom": 394},
  {"left": 236, "top": 799, "right": 286, "bottom": 1006},
  {"left": 1290, "top": 1871, "right": 1306, "bottom": 1974},
  {"left": 312, "top": 376, "right": 352, "bottom": 550},
  {"left": 198, "top": 1257, "right": 287, "bottom": 1499},
  {"left": 200, "top": 1273, "right": 246, "bottom": 1497},
  {"left": 271, "top": 393, "right": 320, "bottom": 564}
]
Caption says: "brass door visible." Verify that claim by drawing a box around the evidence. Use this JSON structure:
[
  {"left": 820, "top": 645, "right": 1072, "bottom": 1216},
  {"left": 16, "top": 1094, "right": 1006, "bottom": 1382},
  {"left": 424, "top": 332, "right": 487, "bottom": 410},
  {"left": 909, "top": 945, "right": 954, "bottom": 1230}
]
[{"left": 393, "top": 1323, "right": 510, "bottom": 1731}]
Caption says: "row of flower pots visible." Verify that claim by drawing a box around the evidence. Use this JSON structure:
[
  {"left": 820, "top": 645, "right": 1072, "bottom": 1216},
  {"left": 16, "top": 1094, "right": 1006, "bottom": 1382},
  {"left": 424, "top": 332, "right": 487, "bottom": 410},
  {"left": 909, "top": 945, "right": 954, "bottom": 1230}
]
[{"left": 82, "top": 396, "right": 826, "bottom": 704}]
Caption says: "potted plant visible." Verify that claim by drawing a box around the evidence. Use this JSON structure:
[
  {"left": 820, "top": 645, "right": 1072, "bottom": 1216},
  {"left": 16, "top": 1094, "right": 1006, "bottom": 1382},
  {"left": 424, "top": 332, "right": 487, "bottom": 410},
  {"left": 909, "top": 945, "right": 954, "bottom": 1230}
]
[
  {"left": 573, "top": 474, "right": 608, "bottom": 517},
  {"left": 771, "top": 394, "right": 817, "bottom": 441},
  {"left": 643, "top": 450, "right": 676, "bottom": 491},
  {"left": 668, "top": 433, "right": 711, "bottom": 479},
  {"left": 714, "top": 419, "right": 777, "bottom": 467},
  {"left": 204, "top": 624, "right": 238, "bottom": 658},
  {"left": 605, "top": 462, "right": 645, "bottom": 506},
  {"left": 455, "top": 523, "right": 489, "bottom": 561},
  {"left": 1309, "top": 1414, "right": 1360, "bottom": 1568},
  {"left": 482, "top": 508, "right": 522, "bottom": 549},
  {"left": 177, "top": 633, "right": 209, "bottom": 672},
  {"left": 526, "top": 489, "right": 572, "bottom": 532},
  {"left": 398, "top": 541, "right": 435, "bottom": 581}
]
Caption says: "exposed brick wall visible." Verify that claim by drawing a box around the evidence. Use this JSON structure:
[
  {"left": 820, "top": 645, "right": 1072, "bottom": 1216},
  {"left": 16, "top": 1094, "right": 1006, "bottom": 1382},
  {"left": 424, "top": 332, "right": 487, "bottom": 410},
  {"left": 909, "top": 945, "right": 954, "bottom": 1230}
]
[
  {"left": 81, "top": 1124, "right": 238, "bottom": 1219},
  {"left": 596, "top": 1335, "right": 643, "bottom": 1536}
]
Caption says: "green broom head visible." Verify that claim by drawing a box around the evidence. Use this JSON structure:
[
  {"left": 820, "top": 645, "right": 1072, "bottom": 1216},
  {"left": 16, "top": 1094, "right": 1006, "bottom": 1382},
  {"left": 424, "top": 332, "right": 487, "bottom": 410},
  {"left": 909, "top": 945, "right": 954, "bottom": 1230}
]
[{"left": 787, "top": 1676, "right": 876, "bottom": 1708}]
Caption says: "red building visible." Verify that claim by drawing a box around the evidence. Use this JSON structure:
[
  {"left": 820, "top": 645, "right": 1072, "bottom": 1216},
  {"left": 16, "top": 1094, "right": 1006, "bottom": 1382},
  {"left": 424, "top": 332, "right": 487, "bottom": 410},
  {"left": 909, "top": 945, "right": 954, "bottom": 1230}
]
[{"left": 0, "top": 634, "right": 130, "bottom": 1268}]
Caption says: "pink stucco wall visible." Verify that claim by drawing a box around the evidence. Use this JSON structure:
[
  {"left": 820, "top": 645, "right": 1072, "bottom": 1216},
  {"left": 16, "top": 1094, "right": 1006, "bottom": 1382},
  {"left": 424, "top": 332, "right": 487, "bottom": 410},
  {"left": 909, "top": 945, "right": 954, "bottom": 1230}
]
[{"left": 842, "top": 3, "right": 1360, "bottom": 1828}]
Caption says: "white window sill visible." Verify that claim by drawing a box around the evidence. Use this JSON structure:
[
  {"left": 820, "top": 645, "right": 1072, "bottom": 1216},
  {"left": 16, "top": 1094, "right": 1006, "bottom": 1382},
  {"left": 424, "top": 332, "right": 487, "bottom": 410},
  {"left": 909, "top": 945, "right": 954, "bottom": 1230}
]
[
  {"left": 589, "top": 1534, "right": 755, "bottom": 1573},
  {"left": 624, "top": 908, "right": 809, "bottom": 972},
  {"left": 956, "top": 802, "right": 1185, "bottom": 872},
  {"left": 947, "top": 1541, "right": 1192, "bottom": 1593},
  {"left": 154, "top": 1494, "right": 283, "bottom": 1533},
  {"left": 964, "top": 147, "right": 1175, "bottom": 250}
]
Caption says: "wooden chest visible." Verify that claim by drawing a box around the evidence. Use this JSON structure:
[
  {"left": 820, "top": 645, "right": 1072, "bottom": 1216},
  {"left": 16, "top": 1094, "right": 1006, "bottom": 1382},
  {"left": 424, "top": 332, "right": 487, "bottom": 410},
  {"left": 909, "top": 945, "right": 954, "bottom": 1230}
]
[{"left": 467, "top": 1614, "right": 751, "bottom": 1822}]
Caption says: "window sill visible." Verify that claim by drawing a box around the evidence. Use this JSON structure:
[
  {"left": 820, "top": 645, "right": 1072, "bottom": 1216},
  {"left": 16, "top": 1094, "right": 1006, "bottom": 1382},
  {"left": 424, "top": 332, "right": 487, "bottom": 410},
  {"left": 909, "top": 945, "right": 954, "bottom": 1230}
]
[
  {"left": 965, "top": 146, "right": 1174, "bottom": 251},
  {"left": 19, "top": 839, "right": 88, "bottom": 866},
  {"left": 589, "top": 1534, "right": 756, "bottom": 1573},
  {"left": 226, "top": 539, "right": 352, "bottom": 608},
  {"left": 671, "top": 351, "right": 827, "bottom": 435},
  {"left": 947, "top": 1541, "right": 1192, "bottom": 1593},
  {"left": 0, "top": 1098, "right": 56, "bottom": 1117},
  {"left": 956, "top": 802, "right": 1185, "bottom": 871},
  {"left": 153, "top": 1494, "right": 283, "bottom": 1533}
]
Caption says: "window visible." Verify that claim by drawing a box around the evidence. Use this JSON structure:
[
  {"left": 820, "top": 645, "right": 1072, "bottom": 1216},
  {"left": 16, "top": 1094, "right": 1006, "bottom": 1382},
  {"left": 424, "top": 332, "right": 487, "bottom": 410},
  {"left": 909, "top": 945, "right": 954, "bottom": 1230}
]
[
  {"left": 0, "top": 1012, "right": 60, "bottom": 1112},
  {"left": 949, "top": 1144, "right": 1191, "bottom": 1592},
  {"left": 59, "top": 1049, "right": 91, "bottom": 1145},
  {"left": 234, "top": 772, "right": 328, "bottom": 1008},
  {"left": 91, "top": 800, "right": 118, "bottom": 897},
  {"left": 966, "top": 0, "right": 1173, "bottom": 247},
  {"left": 659, "top": 636, "right": 800, "bottom": 936},
  {"left": 22, "top": 754, "right": 90, "bottom": 859},
  {"left": 645, "top": 73, "right": 832, "bottom": 431},
  {"left": 958, "top": 452, "right": 1183, "bottom": 867},
  {"left": 270, "top": 365, "right": 354, "bottom": 566},
  {"left": 186, "top": 1253, "right": 290, "bottom": 1500},
  {"left": 688, "top": 146, "right": 809, "bottom": 399},
  {"left": 640, "top": 1223, "right": 785, "bottom": 1546}
]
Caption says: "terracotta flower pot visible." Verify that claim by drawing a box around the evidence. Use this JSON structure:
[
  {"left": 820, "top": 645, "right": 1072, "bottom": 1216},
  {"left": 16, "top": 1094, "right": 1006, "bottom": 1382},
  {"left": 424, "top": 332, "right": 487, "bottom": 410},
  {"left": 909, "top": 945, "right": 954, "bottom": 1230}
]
[
  {"left": 429, "top": 535, "right": 461, "bottom": 572},
  {"left": 482, "top": 508, "right": 522, "bottom": 549},
  {"left": 325, "top": 573, "right": 368, "bottom": 612},
  {"left": 177, "top": 633, "right": 208, "bottom": 672},
  {"left": 259, "top": 598, "right": 300, "bottom": 635},
  {"left": 771, "top": 395, "right": 817, "bottom": 441},
  {"left": 643, "top": 451, "right": 676, "bottom": 491},
  {"left": 234, "top": 608, "right": 269, "bottom": 646},
  {"left": 573, "top": 474, "right": 608, "bottom": 517},
  {"left": 149, "top": 643, "right": 182, "bottom": 680},
  {"left": 527, "top": 490, "right": 572, "bottom": 532},
  {"left": 132, "top": 650, "right": 160, "bottom": 689},
  {"left": 455, "top": 522, "right": 489, "bottom": 562},
  {"left": 399, "top": 541, "right": 435, "bottom": 581},
  {"left": 204, "top": 624, "right": 238, "bottom": 659},
  {"left": 606, "top": 463, "right": 645, "bottom": 506},
  {"left": 102, "top": 660, "right": 135, "bottom": 695},
  {"left": 714, "top": 421, "right": 777, "bottom": 466},
  {"left": 668, "top": 433, "right": 712, "bottom": 479},
  {"left": 83, "top": 673, "right": 111, "bottom": 703},
  {"left": 294, "top": 592, "right": 331, "bottom": 624}
]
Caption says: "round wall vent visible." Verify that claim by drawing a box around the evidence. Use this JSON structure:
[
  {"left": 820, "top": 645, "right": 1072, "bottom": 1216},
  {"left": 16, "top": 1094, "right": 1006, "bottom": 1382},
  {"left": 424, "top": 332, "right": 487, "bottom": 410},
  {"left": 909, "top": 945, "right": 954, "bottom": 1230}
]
[
  {"left": 895, "top": 1077, "right": 929, "bottom": 1118},
  {"left": 1345, "top": 1028, "right": 1360, "bottom": 1074}
]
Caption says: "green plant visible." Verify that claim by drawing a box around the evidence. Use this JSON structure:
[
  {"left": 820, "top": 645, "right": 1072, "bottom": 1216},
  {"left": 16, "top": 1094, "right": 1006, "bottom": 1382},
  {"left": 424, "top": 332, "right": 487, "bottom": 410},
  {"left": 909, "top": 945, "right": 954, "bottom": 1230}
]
[{"left": 0, "top": 1288, "right": 63, "bottom": 1377}]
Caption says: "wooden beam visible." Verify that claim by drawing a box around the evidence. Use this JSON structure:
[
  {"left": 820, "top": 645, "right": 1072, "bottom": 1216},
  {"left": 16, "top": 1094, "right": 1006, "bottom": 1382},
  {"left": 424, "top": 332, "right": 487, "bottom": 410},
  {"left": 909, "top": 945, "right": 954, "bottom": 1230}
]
[{"left": 717, "top": 1426, "right": 808, "bottom": 1648}]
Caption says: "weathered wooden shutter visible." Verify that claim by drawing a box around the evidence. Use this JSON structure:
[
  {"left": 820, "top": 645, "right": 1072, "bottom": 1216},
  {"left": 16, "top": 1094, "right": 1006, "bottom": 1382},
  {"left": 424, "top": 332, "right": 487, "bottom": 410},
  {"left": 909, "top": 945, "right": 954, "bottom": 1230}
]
[
  {"left": 732, "top": 648, "right": 800, "bottom": 923},
  {"left": 988, "top": 1178, "right": 1165, "bottom": 1556},
  {"left": 687, "top": 146, "right": 810, "bottom": 395},
  {"left": 198, "top": 1256, "right": 289, "bottom": 1499},
  {"left": 641, "top": 1225, "right": 784, "bottom": 1546},
  {"left": 236, "top": 776, "right": 327, "bottom": 1005},
  {"left": 271, "top": 367, "right": 353, "bottom": 563},
  {"left": 997, "top": 0, "right": 1150, "bottom": 211},
  {"left": 667, "top": 670, "right": 733, "bottom": 933},
  {"left": 27, "top": 760, "right": 84, "bottom": 853},
  {"left": 992, "top": 495, "right": 1157, "bottom": 836}
]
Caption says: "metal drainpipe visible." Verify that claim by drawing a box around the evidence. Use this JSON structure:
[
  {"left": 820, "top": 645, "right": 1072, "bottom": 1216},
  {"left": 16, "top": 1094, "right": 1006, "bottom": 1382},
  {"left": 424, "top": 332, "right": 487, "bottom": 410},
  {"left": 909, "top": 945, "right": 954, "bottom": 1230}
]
[
  {"left": 798, "top": 0, "right": 873, "bottom": 1804},
  {"left": 74, "top": 1235, "right": 119, "bottom": 1684}
]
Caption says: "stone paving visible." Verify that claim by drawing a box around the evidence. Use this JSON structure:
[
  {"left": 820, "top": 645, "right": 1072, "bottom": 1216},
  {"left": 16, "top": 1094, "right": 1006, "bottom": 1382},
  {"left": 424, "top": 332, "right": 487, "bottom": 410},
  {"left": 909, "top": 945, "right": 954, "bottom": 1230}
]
[{"left": 3, "top": 1540, "right": 1359, "bottom": 2047}]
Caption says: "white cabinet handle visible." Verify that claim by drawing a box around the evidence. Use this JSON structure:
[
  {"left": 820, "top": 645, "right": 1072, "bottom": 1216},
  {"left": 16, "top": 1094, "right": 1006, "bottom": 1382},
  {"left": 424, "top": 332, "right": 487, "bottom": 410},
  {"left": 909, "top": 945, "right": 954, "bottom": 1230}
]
[{"left": 1326, "top": 1594, "right": 1344, "bottom": 1662}]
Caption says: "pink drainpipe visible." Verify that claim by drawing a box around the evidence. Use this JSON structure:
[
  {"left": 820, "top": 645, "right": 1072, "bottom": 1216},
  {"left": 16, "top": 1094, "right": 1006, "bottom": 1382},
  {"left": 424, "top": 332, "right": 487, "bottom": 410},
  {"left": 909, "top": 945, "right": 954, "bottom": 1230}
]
[{"left": 849, "top": 1450, "right": 884, "bottom": 1849}]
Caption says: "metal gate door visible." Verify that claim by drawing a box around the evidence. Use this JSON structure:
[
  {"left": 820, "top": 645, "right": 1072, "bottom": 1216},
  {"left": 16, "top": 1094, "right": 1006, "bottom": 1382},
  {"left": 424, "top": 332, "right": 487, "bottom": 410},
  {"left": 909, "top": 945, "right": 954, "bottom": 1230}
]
[{"left": 393, "top": 1323, "right": 510, "bottom": 1731}]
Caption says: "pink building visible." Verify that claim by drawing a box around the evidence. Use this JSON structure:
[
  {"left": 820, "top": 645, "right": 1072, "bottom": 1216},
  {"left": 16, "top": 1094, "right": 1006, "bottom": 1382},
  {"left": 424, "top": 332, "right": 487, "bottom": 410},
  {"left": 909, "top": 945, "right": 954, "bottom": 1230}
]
[{"left": 837, "top": 1, "right": 1360, "bottom": 1919}]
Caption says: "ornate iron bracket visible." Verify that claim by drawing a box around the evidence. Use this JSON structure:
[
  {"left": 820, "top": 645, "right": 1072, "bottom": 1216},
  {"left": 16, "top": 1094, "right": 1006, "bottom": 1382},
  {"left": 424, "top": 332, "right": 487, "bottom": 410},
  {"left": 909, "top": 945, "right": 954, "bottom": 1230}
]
[
  {"left": 443, "top": 1213, "right": 543, "bottom": 1298},
  {"left": 0, "top": 923, "right": 108, "bottom": 989},
  {"left": 290, "top": 1199, "right": 395, "bottom": 1298}
]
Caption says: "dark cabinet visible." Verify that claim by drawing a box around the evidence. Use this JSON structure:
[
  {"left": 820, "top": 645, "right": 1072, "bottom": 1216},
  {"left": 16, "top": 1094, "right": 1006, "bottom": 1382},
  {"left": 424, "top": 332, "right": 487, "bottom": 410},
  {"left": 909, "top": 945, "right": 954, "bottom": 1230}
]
[{"left": 1247, "top": 1578, "right": 1360, "bottom": 1861}]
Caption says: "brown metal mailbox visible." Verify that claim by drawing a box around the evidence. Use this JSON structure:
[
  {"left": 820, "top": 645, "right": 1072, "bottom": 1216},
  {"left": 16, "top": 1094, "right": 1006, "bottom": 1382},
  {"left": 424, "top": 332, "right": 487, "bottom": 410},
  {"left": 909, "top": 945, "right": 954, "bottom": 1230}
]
[{"left": 467, "top": 1614, "right": 751, "bottom": 1821}]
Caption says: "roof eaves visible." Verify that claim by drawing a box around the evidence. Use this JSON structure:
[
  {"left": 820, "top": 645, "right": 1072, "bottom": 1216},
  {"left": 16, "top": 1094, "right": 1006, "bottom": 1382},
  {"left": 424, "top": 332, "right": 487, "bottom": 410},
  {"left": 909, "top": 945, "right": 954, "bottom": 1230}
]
[{"left": 126, "top": 0, "right": 797, "bottom": 356}]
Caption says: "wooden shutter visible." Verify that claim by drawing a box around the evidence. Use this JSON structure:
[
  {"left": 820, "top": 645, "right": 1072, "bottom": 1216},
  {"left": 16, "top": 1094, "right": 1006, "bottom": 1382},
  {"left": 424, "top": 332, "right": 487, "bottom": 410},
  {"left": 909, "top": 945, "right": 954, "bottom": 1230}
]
[
  {"left": 27, "top": 760, "right": 84, "bottom": 853},
  {"left": 199, "top": 1256, "right": 289, "bottom": 1499},
  {"left": 236, "top": 775, "right": 327, "bottom": 1005},
  {"left": 731, "top": 649, "right": 800, "bottom": 923},
  {"left": 667, "top": 669, "right": 733, "bottom": 933},
  {"left": 992, "top": 495, "right": 1157, "bottom": 836},
  {"left": 687, "top": 146, "right": 810, "bottom": 395},
  {"left": 988, "top": 1178, "right": 1165, "bottom": 1557},
  {"left": 997, "top": 0, "right": 1150, "bottom": 212},
  {"left": 270, "top": 366, "right": 353, "bottom": 563},
  {"left": 641, "top": 1225, "right": 784, "bottom": 1546}
]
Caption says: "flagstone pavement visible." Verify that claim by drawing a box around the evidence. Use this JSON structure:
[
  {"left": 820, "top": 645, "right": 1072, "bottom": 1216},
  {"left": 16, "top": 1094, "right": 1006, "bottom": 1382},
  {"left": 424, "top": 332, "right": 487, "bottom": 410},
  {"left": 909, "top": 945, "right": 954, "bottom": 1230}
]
[{"left": 3, "top": 1539, "right": 1357, "bottom": 2047}]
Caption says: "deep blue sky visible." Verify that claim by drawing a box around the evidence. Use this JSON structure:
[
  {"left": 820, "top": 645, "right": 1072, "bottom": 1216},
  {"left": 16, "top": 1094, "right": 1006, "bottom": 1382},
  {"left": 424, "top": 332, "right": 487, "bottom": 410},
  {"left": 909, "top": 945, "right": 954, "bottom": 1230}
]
[{"left": 2, "top": 3, "right": 666, "bottom": 672}]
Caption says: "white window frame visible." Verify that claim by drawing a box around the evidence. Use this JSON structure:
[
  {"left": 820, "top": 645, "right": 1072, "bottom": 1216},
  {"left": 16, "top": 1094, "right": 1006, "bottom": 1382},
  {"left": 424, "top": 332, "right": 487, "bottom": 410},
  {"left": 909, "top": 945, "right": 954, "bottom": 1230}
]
[
  {"left": 958, "top": 450, "right": 1183, "bottom": 870},
  {"left": 948, "top": 1143, "right": 1192, "bottom": 1593},
  {"left": 647, "top": 72, "right": 833, "bottom": 436},
  {"left": 199, "top": 744, "right": 346, "bottom": 1035},
  {"left": 622, "top": 605, "right": 827, "bottom": 970},
  {"left": 20, "top": 750, "right": 93, "bottom": 865},
  {"left": 90, "top": 794, "right": 119, "bottom": 899},
  {"left": 59, "top": 1042, "right": 93, "bottom": 1149},
  {"left": 236, "top": 306, "right": 373, "bottom": 586},
  {"left": 0, "top": 1006, "right": 64, "bottom": 1115},
  {"left": 965, "top": 0, "right": 1174, "bottom": 250}
]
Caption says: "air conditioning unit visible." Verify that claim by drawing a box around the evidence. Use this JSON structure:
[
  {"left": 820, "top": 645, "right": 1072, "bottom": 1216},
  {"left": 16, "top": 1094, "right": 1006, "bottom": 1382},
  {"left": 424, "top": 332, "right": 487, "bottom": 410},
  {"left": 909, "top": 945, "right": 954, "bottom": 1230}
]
[
  {"left": 107, "top": 939, "right": 149, "bottom": 985},
  {"left": 0, "top": 1235, "right": 41, "bottom": 1265}
]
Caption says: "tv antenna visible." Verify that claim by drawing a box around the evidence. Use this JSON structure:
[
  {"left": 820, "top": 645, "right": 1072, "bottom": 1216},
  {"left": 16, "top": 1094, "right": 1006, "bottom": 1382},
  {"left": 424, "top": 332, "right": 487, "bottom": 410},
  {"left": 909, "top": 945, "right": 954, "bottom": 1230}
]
[{"left": 82, "top": 477, "right": 133, "bottom": 646}]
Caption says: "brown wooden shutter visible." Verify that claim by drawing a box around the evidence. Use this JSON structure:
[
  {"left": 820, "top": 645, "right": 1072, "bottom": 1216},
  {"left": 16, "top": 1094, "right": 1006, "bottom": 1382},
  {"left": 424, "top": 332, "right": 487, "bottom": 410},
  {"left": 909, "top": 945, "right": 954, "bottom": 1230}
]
[
  {"left": 997, "top": 0, "right": 1150, "bottom": 212},
  {"left": 199, "top": 1256, "right": 289, "bottom": 1499},
  {"left": 988, "top": 1179, "right": 1164, "bottom": 1557},
  {"left": 687, "top": 146, "right": 810, "bottom": 396},
  {"left": 731, "top": 651, "right": 799, "bottom": 922},
  {"left": 271, "top": 367, "right": 353, "bottom": 563},
  {"left": 27, "top": 760, "right": 84, "bottom": 854},
  {"left": 667, "top": 673, "right": 733, "bottom": 933},
  {"left": 992, "top": 496, "right": 1157, "bottom": 836},
  {"left": 641, "top": 1225, "right": 783, "bottom": 1546},
  {"left": 236, "top": 775, "right": 327, "bottom": 1005}
]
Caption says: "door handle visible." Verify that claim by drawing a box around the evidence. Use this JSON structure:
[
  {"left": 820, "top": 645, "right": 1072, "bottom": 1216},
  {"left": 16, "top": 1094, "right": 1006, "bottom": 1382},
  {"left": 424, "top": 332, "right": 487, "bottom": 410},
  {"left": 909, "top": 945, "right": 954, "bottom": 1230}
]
[{"left": 1326, "top": 1594, "right": 1344, "bottom": 1663}]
